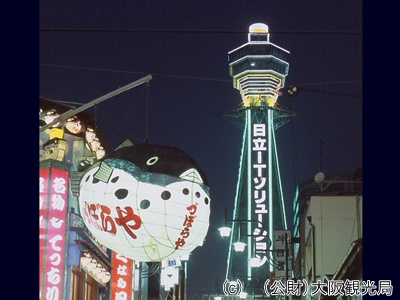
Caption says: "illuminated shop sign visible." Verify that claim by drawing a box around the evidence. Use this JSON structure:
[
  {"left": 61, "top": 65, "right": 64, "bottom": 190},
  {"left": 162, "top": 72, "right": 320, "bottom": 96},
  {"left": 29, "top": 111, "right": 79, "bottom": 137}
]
[
  {"left": 273, "top": 230, "right": 292, "bottom": 280},
  {"left": 160, "top": 259, "right": 181, "bottom": 291},
  {"left": 252, "top": 123, "right": 268, "bottom": 267},
  {"left": 39, "top": 167, "right": 69, "bottom": 300},
  {"left": 111, "top": 252, "right": 134, "bottom": 300}
]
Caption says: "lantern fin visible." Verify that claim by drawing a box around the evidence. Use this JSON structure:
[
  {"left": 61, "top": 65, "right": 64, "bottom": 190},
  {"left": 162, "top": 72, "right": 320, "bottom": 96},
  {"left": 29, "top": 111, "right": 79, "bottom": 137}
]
[
  {"left": 93, "top": 161, "right": 114, "bottom": 183},
  {"left": 114, "top": 139, "right": 134, "bottom": 151},
  {"left": 70, "top": 171, "right": 85, "bottom": 197},
  {"left": 179, "top": 168, "right": 203, "bottom": 184}
]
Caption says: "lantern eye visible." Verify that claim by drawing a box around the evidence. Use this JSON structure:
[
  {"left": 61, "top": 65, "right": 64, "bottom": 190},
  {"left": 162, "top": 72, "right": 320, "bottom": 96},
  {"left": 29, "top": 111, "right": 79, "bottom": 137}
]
[
  {"left": 204, "top": 197, "right": 209, "bottom": 205},
  {"left": 161, "top": 191, "right": 171, "bottom": 200},
  {"left": 182, "top": 188, "right": 189, "bottom": 195},
  {"left": 111, "top": 176, "right": 119, "bottom": 183},
  {"left": 115, "top": 188, "right": 129, "bottom": 200},
  {"left": 195, "top": 192, "right": 201, "bottom": 198},
  {"left": 146, "top": 156, "right": 158, "bottom": 166}
]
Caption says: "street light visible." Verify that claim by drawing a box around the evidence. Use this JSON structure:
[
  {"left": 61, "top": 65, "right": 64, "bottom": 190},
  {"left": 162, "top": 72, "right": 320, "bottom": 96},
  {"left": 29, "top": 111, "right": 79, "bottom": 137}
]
[
  {"left": 234, "top": 241, "right": 246, "bottom": 253},
  {"left": 218, "top": 226, "right": 231, "bottom": 238},
  {"left": 218, "top": 208, "right": 265, "bottom": 239},
  {"left": 250, "top": 257, "right": 263, "bottom": 268}
]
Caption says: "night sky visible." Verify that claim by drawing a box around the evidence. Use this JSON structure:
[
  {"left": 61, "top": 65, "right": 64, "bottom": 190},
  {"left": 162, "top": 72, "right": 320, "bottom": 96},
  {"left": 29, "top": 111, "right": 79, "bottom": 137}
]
[{"left": 36, "top": 1, "right": 387, "bottom": 298}]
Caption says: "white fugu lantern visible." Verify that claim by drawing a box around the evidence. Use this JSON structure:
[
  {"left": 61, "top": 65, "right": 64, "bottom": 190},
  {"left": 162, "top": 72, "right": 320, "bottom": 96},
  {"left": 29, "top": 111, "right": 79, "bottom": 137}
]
[{"left": 78, "top": 143, "right": 210, "bottom": 262}]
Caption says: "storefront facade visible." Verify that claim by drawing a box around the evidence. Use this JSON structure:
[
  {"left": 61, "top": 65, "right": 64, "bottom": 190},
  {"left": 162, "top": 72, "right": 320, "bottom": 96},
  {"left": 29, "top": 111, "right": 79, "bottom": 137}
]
[
  {"left": 40, "top": 98, "right": 188, "bottom": 300},
  {"left": 40, "top": 98, "right": 118, "bottom": 300}
]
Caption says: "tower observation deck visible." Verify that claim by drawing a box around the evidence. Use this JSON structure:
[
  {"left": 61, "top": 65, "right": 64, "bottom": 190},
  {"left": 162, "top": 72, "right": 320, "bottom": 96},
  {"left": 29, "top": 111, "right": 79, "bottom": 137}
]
[
  {"left": 223, "top": 23, "right": 291, "bottom": 295},
  {"left": 228, "top": 23, "right": 289, "bottom": 108}
]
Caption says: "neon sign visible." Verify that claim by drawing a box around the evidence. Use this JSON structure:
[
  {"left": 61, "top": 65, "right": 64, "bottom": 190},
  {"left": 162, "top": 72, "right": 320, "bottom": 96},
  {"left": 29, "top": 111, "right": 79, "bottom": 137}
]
[
  {"left": 252, "top": 123, "right": 268, "bottom": 266},
  {"left": 40, "top": 167, "right": 69, "bottom": 300}
]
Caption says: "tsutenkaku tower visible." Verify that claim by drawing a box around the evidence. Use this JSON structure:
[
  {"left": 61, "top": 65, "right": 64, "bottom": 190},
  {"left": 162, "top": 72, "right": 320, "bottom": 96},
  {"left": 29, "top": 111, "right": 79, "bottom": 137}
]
[{"left": 225, "top": 23, "right": 290, "bottom": 292}]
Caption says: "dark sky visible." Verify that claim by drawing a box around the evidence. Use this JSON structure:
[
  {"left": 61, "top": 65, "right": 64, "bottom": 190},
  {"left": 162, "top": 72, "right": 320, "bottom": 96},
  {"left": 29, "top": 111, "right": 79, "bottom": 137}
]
[{"left": 39, "top": 1, "right": 363, "bottom": 298}]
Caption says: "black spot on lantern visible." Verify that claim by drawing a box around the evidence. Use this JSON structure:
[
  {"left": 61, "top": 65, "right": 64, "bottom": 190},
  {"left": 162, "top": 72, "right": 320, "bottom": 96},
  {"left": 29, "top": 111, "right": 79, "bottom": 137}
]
[
  {"left": 115, "top": 188, "right": 129, "bottom": 200},
  {"left": 161, "top": 191, "right": 171, "bottom": 200},
  {"left": 140, "top": 199, "right": 150, "bottom": 209}
]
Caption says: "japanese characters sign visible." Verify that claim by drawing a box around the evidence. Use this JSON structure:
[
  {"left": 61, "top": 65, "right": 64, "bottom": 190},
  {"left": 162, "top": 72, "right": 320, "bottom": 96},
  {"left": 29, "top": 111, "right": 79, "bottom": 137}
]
[
  {"left": 252, "top": 123, "right": 269, "bottom": 267},
  {"left": 39, "top": 168, "right": 49, "bottom": 296},
  {"left": 273, "top": 230, "right": 292, "bottom": 281},
  {"left": 81, "top": 202, "right": 142, "bottom": 240},
  {"left": 174, "top": 203, "right": 198, "bottom": 250},
  {"left": 111, "top": 252, "right": 134, "bottom": 300},
  {"left": 40, "top": 167, "right": 69, "bottom": 300}
]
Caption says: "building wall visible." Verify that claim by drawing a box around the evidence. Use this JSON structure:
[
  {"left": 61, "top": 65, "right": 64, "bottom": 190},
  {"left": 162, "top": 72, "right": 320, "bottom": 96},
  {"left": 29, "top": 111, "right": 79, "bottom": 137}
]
[{"left": 307, "top": 195, "right": 362, "bottom": 279}]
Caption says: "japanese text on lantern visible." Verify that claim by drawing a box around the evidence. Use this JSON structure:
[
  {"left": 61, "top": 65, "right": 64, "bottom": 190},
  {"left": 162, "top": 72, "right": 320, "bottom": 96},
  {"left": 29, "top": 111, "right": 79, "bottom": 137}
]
[
  {"left": 175, "top": 203, "right": 198, "bottom": 249},
  {"left": 112, "top": 252, "right": 133, "bottom": 300},
  {"left": 42, "top": 168, "right": 68, "bottom": 300},
  {"left": 252, "top": 123, "right": 268, "bottom": 267},
  {"left": 82, "top": 202, "right": 142, "bottom": 239}
]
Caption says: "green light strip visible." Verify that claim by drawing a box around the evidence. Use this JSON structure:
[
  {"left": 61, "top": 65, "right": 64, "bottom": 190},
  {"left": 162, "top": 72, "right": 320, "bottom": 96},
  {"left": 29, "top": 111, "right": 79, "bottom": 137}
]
[
  {"left": 272, "top": 123, "right": 288, "bottom": 230},
  {"left": 246, "top": 109, "right": 252, "bottom": 279},
  {"left": 268, "top": 109, "right": 273, "bottom": 272},
  {"left": 225, "top": 112, "right": 248, "bottom": 280}
]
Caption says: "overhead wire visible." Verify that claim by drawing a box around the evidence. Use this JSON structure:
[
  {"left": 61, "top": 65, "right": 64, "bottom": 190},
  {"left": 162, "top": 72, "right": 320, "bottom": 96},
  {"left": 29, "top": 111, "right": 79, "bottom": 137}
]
[
  {"left": 39, "top": 28, "right": 362, "bottom": 35},
  {"left": 40, "top": 63, "right": 361, "bottom": 89},
  {"left": 104, "top": 83, "right": 147, "bottom": 145},
  {"left": 40, "top": 63, "right": 230, "bottom": 82}
]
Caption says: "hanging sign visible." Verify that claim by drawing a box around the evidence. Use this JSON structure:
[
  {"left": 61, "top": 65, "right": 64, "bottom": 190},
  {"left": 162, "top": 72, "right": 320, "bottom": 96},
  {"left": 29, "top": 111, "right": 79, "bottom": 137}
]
[
  {"left": 40, "top": 167, "right": 69, "bottom": 300},
  {"left": 79, "top": 144, "right": 211, "bottom": 262},
  {"left": 111, "top": 252, "right": 134, "bottom": 300}
]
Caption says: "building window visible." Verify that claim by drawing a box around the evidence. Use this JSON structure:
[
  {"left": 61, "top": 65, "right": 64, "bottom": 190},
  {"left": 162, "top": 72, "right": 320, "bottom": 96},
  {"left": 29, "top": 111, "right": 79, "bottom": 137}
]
[
  {"left": 70, "top": 266, "right": 84, "bottom": 300},
  {"left": 85, "top": 273, "right": 98, "bottom": 300},
  {"left": 70, "top": 266, "right": 99, "bottom": 300}
]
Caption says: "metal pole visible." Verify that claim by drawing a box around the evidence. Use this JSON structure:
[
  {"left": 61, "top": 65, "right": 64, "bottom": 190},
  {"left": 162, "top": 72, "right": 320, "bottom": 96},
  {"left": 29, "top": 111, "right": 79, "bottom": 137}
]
[
  {"left": 284, "top": 232, "right": 288, "bottom": 300},
  {"left": 40, "top": 74, "right": 152, "bottom": 132}
]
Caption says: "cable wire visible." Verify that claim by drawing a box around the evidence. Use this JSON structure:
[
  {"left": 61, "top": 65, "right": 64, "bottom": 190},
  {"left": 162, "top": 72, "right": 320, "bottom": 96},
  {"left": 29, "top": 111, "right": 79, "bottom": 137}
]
[
  {"left": 40, "top": 63, "right": 362, "bottom": 88},
  {"left": 40, "top": 63, "right": 230, "bottom": 82},
  {"left": 40, "top": 28, "right": 362, "bottom": 35},
  {"left": 107, "top": 84, "right": 146, "bottom": 146}
]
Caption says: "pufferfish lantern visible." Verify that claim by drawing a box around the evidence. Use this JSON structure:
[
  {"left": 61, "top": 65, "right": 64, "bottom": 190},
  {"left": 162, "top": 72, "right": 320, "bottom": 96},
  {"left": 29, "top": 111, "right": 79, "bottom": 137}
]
[{"left": 78, "top": 142, "right": 210, "bottom": 262}]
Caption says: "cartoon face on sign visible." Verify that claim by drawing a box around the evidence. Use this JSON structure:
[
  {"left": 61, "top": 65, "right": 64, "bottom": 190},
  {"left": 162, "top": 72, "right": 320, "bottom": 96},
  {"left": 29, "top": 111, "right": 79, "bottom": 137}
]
[{"left": 78, "top": 143, "right": 210, "bottom": 262}]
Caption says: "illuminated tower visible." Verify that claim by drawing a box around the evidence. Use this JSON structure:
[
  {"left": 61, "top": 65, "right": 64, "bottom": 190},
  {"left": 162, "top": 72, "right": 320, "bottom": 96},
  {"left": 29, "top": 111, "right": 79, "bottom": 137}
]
[{"left": 224, "top": 23, "right": 291, "bottom": 294}]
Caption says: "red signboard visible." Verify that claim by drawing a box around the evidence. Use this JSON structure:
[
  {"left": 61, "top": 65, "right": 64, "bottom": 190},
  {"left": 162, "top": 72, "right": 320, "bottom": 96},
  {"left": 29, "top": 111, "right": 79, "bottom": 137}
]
[
  {"left": 39, "top": 168, "right": 49, "bottom": 296},
  {"left": 40, "top": 167, "right": 69, "bottom": 300},
  {"left": 111, "top": 252, "right": 134, "bottom": 300}
]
